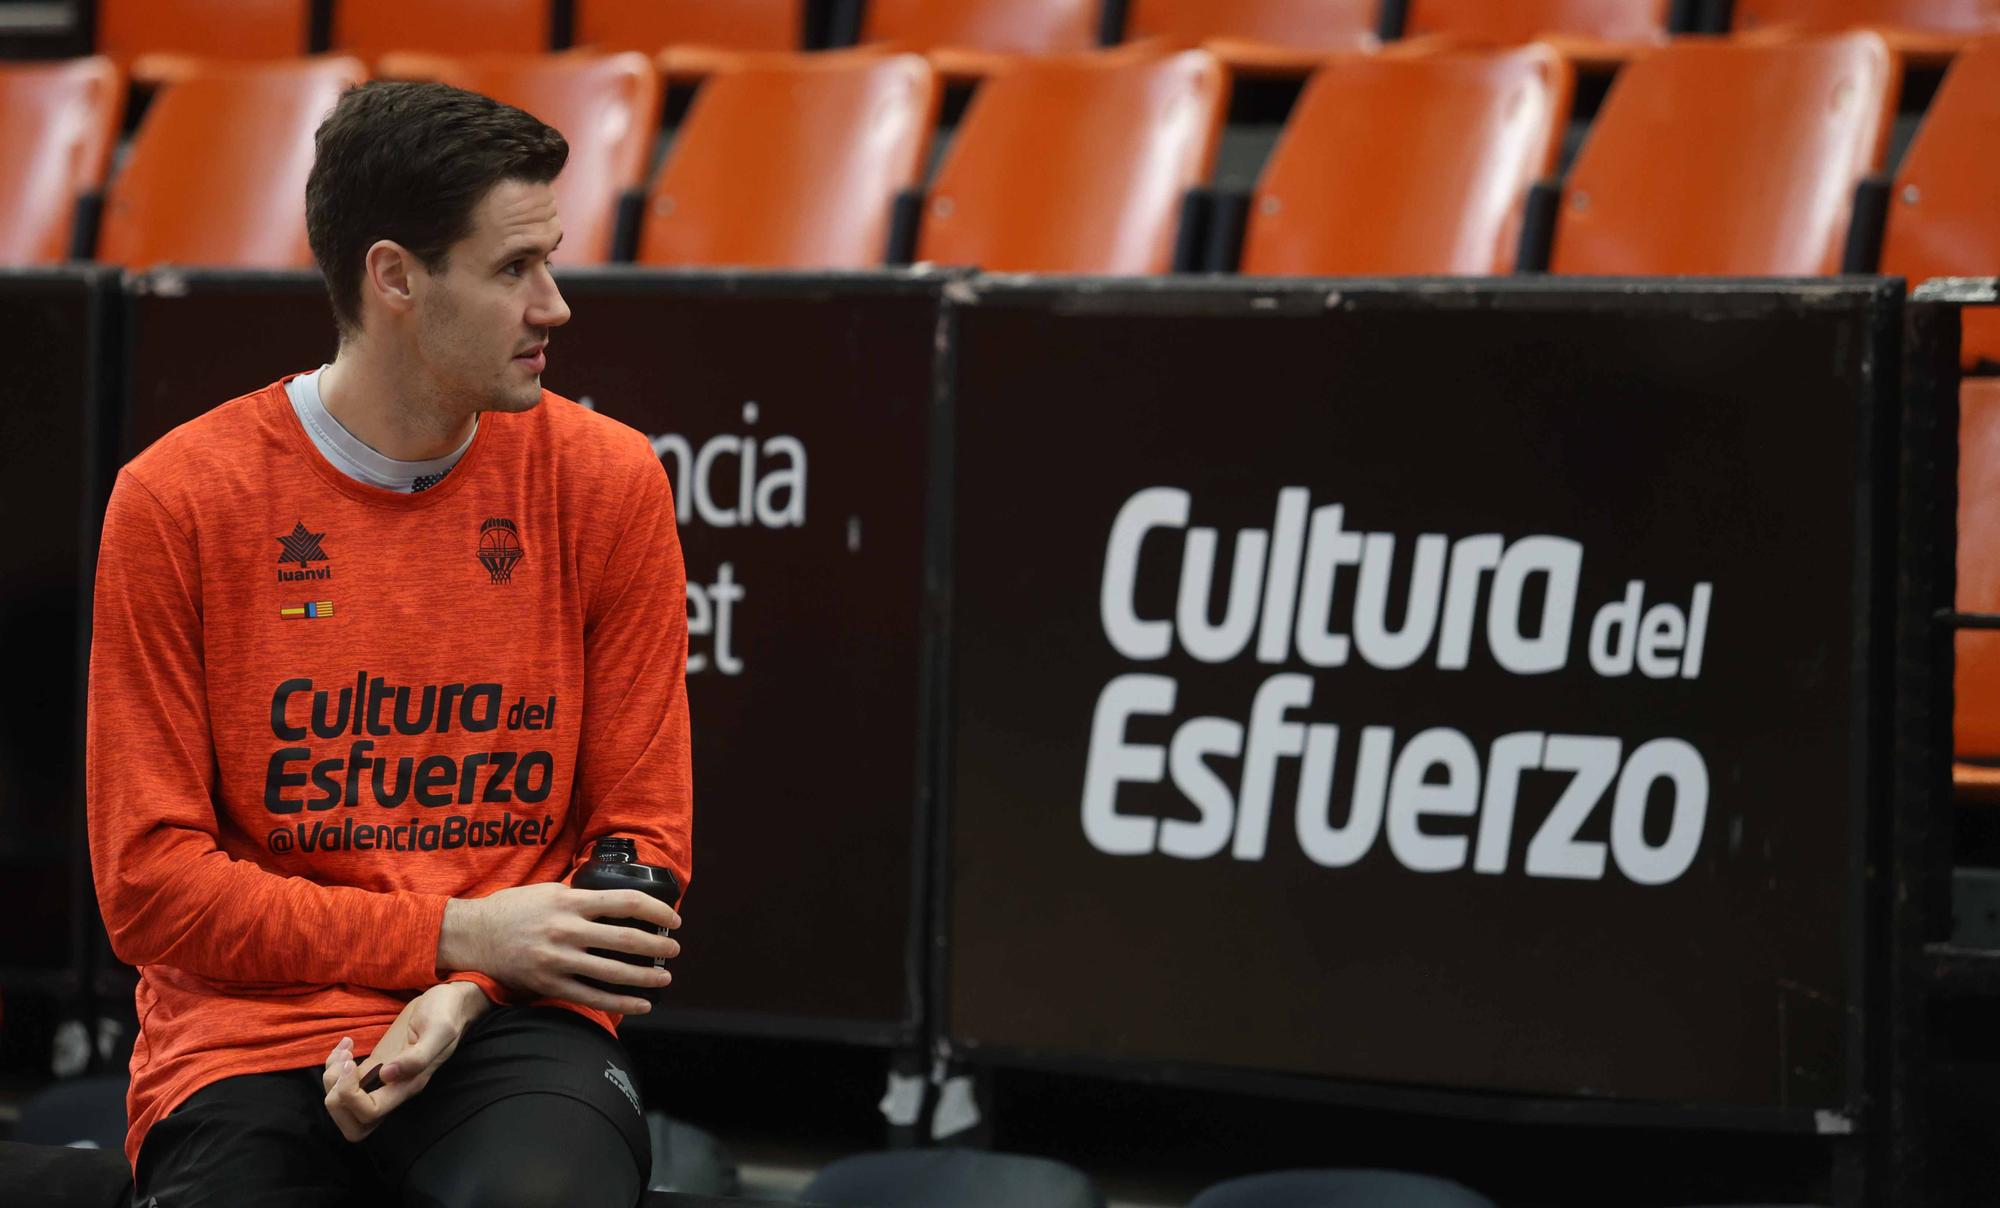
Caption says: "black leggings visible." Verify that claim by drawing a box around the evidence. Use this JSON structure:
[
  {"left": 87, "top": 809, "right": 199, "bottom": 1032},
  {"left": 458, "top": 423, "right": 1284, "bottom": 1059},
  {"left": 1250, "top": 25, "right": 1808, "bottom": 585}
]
[{"left": 134, "top": 1008, "right": 649, "bottom": 1208}]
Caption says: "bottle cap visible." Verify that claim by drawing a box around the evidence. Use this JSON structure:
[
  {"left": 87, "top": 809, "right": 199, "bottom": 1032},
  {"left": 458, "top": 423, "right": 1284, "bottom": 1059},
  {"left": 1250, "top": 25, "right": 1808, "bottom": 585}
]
[{"left": 593, "top": 836, "right": 638, "bottom": 861}]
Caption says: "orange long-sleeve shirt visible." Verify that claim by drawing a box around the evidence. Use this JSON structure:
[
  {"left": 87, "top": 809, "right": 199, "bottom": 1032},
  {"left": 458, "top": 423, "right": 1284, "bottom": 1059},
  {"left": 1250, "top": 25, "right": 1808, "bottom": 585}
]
[{"left": 86, "top": 377, "right": 692, "bottom": 1168}]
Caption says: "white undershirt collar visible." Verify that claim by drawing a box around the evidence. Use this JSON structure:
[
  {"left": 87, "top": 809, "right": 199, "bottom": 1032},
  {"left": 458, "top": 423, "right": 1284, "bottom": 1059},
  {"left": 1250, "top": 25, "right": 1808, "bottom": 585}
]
[{"left": 285, "top": 366, "right": 476, "bottom": 494}]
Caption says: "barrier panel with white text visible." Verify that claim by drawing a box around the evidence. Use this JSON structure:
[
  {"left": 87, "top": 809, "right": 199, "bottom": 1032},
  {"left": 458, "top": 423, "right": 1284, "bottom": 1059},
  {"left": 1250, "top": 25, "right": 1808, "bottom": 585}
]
[{"left": 939, "top": 277, "right": 1901, "bottom": 1128}]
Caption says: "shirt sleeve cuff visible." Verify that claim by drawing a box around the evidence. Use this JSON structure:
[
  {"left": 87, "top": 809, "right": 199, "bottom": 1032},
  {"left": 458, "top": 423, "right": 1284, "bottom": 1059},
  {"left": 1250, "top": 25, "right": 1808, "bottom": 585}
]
[
  {"left": 367, "top": 891, "right": 453, "bottom": 990},
  {"left": 444, "top": 970, "right": 517, "bottom": 1006}
]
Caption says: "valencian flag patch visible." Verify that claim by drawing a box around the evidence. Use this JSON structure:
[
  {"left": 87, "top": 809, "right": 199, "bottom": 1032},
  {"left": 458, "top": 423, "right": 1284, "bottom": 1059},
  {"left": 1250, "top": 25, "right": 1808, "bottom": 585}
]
[{"left": 281, "top": 601, "right": 335, "bottom": 620}]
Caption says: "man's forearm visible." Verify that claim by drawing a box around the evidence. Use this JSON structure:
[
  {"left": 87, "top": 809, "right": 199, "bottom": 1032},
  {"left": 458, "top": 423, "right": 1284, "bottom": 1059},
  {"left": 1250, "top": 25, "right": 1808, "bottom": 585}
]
[
  {"left": 436, "top": 897, "right": 487, "bottom": 976},
  {"left": 97, "top": 834, "right": 451, "bottom": 990}
]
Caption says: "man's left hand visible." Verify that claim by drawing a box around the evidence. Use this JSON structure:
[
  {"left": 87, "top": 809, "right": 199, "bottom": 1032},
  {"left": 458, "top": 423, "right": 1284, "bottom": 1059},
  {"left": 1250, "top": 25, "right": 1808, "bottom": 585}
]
[{"left": 322, "top": 980, "right": 491, "bottom": 1141}]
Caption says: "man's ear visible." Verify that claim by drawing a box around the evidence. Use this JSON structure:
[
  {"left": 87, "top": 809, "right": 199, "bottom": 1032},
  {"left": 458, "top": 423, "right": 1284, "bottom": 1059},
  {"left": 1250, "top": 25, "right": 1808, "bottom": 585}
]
[{"left": 362, "top": 240, "right": 420, "bottom": 319}]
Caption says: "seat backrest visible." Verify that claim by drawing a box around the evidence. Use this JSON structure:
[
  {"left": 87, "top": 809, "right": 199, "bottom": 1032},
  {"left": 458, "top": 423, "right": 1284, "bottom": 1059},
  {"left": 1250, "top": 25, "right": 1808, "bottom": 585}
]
[
  {"left": 13, "top": 1075, "right": 130, "bottom": 1150},
  {"left": 1733, "top": 0, "right": 2000, "bottom": 33},
  {"left": 1125, "top": 0, "right": 1378, "bottom": 48},
  {"left": 1958, "top": 377, "right": 2000, "bottom": 757},
  {"left": 1403, "top": 0, "right": 1671, "bottom": 41},
  {"left": 917, "top": 49, "right": 1227, "bottom": 273},
  {"left": 98, "top": 58, "right": 366, "bottom": 268},
  {"left": 1242, "top": 46, "right": 1572, "bottom": 275},
  {"left": 0, "top": 58, "right": 123, "bottom": 265},
  {"left": 335, "top": 0, "right": 551, "bottom": 60},
  {"left": 1189, "top": 1169, "right": 1499, "bottom": 1208},
  {"left": 97, "top": 0, "right": 310, "bottom": 68},
  {"left": 638, "top": 53, "right": 937, "bottom": 268},
  {"left": 861, "top": 0, "right": 1099, "bottom": 54},
  {"left": 575, "top": 0, "right": 803, "bottom": 53},
  {"left": 1550, "top": 33, "right": 1897, "bottom": 275},
  {"left": 804, "top": 1150, "right": 1103, "bottom": 1208},
  {"left": 1882, "top": 37, "right": 2000, "bottom": 366},
  {"left": 423, "top": 53, "right": 658, "bottom": 264},
  {"left": 0, "top": 1141, "right": 133, "bottom": 1208}
]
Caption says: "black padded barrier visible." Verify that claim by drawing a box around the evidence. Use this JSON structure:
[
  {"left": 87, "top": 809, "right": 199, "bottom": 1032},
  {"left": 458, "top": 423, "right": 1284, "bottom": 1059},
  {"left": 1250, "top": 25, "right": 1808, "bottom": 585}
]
[
  {"left": 936, "top": 276, "right": 1905, "bottom": 1133},
  {"left": 538, "top": 269, "right": 947, "bottom": 1044},
  {"left": 0, "top": 269, "right": 119, "bottom": 996},
  {"left": 1892, "top": 277, "right": 2000, "bottom": 1205}
]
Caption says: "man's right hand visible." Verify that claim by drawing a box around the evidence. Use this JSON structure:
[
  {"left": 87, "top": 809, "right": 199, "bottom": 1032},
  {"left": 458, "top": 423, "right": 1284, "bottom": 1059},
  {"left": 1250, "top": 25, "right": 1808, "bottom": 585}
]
[{"left": 436, "top": 883, "right": 682, "bottom": 1014}]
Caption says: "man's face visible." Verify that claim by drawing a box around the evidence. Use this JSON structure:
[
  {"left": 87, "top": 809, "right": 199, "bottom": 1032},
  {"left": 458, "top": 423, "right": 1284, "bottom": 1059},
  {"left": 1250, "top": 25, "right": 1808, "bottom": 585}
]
[{"left": 414, "top": 178, "right": 570, "bottom": 415}]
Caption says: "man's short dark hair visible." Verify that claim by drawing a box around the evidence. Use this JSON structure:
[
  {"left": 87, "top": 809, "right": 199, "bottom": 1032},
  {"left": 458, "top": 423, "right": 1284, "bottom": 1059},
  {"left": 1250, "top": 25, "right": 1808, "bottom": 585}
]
[{"left": 306, "top": 81, "right": 569, "bottom": 337}]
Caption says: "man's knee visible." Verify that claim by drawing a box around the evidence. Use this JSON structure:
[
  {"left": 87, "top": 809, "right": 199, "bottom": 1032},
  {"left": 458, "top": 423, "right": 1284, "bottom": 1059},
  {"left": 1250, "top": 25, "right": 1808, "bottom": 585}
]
[
  {"left": 405, "top": 1159, "right": 638, "bottom": 1208},
  {"left": 401, "top": 1093, "right": 645, "bottom": 1208}
]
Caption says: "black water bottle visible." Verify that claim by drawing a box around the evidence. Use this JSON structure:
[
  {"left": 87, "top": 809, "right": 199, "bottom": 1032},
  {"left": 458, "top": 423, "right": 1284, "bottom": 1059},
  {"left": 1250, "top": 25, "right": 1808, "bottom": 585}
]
[{"left": 573, "top": 837, "right": 682, "bottom": 1003}]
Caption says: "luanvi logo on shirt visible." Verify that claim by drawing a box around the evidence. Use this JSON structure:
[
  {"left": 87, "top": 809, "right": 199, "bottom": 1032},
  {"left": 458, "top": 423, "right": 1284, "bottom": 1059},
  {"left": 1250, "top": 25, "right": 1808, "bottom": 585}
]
[
  {"left": 276, "top": 521, "right": 332, "bottom": 582},
  {"left": 477, "top": 517, "right": 523, "bottom": 584}
]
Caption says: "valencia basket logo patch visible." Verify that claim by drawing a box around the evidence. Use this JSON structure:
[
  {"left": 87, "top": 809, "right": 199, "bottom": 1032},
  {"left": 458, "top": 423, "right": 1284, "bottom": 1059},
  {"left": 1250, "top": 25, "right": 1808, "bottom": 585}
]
[{"left": 478, "top": 518, "right": 523, "bottom": 584}]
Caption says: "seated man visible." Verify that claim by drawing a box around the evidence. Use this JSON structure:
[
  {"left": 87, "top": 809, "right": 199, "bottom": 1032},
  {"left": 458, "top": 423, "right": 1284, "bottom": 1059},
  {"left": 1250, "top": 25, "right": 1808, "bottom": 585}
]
[{"left": 87, "top": 81, "right": 693, "bottom": 1208}]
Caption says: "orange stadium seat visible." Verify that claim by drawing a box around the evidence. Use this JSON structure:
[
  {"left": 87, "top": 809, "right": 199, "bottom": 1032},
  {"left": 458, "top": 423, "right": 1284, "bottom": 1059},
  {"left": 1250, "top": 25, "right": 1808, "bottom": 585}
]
[
  {"left": 1239, "top": 46, "right": 1573, "bottom": 275},
  {"left": 97, "top": 0, "right": 311, "bottom": 85},
  {"left": 1732, "top": 0, "right": 2000, "bottom": 64},
  {"left": 1881, "top": 38, "right": 2000, "bottom": 366},
  {"left": 1402, "top": 0, "right": 1671, "bottom": 67},
  {"left": 1404, "top": 0, "right": 1671, "bottom": 41},
  {"left": 0, "top": 58, "right": 123, "bottom": 265},
  {"left": 413, "top": 54, "right": 659, "bottom": 265},
  {"left": 1955, "top": 377, "right": 2000, "bottom": 800},
  {"left": 861, "top": 0, "right": 1100, "bottom": 79},
  {"left": 916, "top": 50, "right": 1227, "bottom": 274},
  {"left": 335, "top": 0, "right": 551, "bottom": 62},
  {"left": 97, "top": 58, "right": 366, "bottom": 269},
  {"left": 1122, "top": 0, "right": 1379, "bottom": 76},
  {"left": 637, "top": 53, "right": 937, "bottom": 268},
  {"left": 573, "top": 0, "right": 803, "bottom": 79},
  {"left": 1549, "top": 33, "right": 1897, "bottom": 276}
]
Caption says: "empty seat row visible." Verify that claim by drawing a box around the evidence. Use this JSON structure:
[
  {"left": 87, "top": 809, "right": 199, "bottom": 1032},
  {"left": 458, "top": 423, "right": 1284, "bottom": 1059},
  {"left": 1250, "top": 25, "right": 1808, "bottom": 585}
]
[
  {"left": 2, "top": 35, "right": 1993, "bottom": 341},
  {"left": 89, "top": 0, "right": 2000, "bottom": 83}
]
